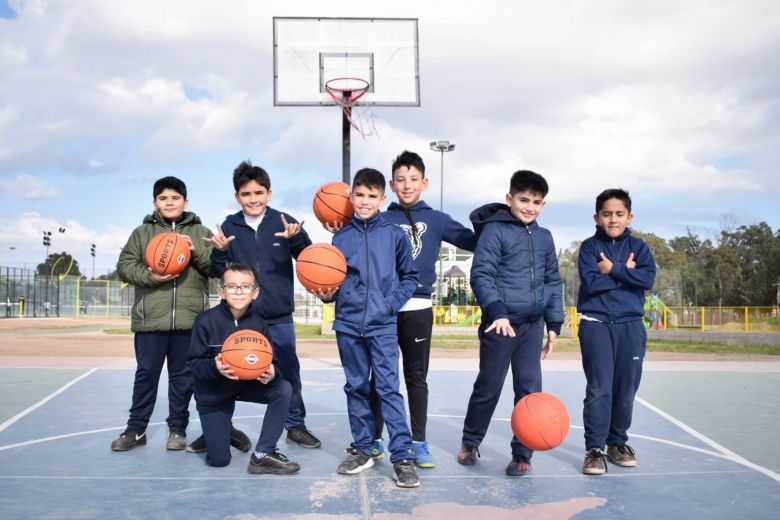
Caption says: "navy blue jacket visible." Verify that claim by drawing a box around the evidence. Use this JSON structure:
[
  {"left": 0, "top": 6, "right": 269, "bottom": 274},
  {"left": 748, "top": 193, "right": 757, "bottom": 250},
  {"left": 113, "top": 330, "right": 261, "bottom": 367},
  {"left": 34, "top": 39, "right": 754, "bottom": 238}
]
[
  {"left": 469, "top": 203, "right": 564, "bottom": 333},
  {"left": 384, "top": 201, "right": 476, "bottom": 299},
  {"left": 577, "top": 226, "right": 656, "bottom": 323},
  {"left": 187, "top": 300, "right": 282, "bottom": 412},
  {"left": 211, "top": 207, "right": 311, "bottom": 324},
  {"left": 331, "top": 211, "right": 419, "bottom": 336}
]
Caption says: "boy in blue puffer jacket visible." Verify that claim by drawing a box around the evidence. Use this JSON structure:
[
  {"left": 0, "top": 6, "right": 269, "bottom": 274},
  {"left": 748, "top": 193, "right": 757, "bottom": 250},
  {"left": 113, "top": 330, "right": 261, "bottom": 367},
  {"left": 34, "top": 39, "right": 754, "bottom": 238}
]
[
  {"left": 578, "top": 189, "right": 656, "bottom": 476},
  {"left": 317, "top": 168, "right": 421, "bottom": 488},
  {"left": 458, "top": 170, "right": 563, "bottom": 477}
]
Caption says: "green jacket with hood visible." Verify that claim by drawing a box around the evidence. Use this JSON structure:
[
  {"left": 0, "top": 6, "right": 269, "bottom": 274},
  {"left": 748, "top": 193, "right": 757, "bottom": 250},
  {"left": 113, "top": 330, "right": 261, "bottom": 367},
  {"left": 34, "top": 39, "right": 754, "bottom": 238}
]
[{"left": 117, "top": 210, "right": 213, "bottom": 333}]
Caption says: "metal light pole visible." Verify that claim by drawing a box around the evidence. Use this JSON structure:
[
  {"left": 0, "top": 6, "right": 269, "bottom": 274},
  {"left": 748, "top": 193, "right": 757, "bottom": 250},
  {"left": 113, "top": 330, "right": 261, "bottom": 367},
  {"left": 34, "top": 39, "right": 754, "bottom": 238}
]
[
  {"left": 42, "top": 231, "right": 52, "bottom": 312},
  {"left": 430, "top": 140, "right": 455, "bottom": 303},
  {"left": 90, "top": 244, "right": 96, "bottom": 280}
]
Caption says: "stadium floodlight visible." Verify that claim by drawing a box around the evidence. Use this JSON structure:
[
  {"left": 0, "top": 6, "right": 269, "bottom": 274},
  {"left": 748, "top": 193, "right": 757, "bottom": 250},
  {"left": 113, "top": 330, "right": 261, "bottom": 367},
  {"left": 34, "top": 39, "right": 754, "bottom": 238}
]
[{"left": 429, "top": 141, "right": 456, "bottom": 303}]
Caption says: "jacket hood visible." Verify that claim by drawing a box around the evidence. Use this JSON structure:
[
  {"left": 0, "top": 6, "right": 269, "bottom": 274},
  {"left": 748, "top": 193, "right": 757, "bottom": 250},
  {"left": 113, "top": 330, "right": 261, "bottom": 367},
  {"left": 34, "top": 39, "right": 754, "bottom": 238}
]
[
  {"left": 470, "top": 203, "right": 537, "bottom": 237},
  {"left": 387, "top": 200, "right": 434, "bottom": 212},
  {"left": 142, "top": 210, "right": 202, "bottom": 227}
]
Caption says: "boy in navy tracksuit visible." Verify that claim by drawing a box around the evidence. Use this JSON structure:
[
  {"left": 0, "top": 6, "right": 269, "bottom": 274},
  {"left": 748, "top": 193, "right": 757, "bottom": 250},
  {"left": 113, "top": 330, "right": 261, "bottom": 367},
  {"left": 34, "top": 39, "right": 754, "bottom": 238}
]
[
  {"left": 578, "top": 189, "right": 656, "bottom": 475},
  {"left": 368, "top": 150, "right": 476, "bottom": 467},
  {"left": 188, "top": 263, "right": 299, "bottom": 474},
  {"left": 201, "top": 161, "right": 321, "bottom": 452},
  {"left": 458, "top": 170, "right": 563, "bottom": 476},
  {"left": 317, "top": 168, "right": 420, "bottom": 488}
]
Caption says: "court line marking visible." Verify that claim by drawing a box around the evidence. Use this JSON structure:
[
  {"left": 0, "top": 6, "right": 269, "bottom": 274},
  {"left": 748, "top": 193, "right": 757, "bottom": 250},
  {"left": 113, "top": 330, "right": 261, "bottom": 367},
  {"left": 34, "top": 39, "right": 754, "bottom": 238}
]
[
  {"left": 0, "top": 368, "right": 96, "bottom": 434},
  {"left": 0, "top": 372, "right": 777, "bottom": 484},
  {"left": 0, "top": 469, "right": 756, "bottom": 481},
  {"left": 636, "top": 396, "right": 780, "bottom": 483}
]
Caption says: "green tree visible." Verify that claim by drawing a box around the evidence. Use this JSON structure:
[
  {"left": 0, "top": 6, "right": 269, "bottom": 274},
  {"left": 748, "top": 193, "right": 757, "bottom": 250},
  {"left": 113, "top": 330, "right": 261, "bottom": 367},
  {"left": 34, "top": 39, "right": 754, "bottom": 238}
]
[{"left": 36, "top": 252, "right": 82, "bottom": 279}]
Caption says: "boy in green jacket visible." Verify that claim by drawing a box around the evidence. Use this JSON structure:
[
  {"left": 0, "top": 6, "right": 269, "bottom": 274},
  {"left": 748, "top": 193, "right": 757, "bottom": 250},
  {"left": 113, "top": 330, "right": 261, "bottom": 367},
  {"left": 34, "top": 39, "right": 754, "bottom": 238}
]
[{"left": 111, "top": 176, "right": 250, "bottom": 452}]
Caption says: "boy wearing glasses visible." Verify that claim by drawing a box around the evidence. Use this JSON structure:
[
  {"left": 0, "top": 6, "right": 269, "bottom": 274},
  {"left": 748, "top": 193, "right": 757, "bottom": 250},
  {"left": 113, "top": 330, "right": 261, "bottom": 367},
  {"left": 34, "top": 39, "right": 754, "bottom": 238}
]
[{"left": 188, "top": 263, "right": 300, "bottom": 474}]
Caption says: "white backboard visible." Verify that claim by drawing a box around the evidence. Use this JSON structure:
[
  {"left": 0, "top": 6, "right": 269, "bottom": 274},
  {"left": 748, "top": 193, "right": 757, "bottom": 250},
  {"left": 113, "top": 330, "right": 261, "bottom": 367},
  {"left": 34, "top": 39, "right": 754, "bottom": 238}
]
[{"left": 273, "top": 17, "right": 420, "bottom": 107}]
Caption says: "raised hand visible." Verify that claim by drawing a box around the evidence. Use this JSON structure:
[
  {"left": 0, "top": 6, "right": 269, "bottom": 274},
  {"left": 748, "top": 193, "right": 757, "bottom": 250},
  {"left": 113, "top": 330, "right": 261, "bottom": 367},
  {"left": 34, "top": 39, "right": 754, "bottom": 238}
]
[
  {"left": 323, "top": 221, "right": 344, "bottom": 234},
  {"left": 202, "top": 223, "right": 235, "bottom": 252},
  {"left": 274, "top": 214, "right": 304, "bottom": 239}
]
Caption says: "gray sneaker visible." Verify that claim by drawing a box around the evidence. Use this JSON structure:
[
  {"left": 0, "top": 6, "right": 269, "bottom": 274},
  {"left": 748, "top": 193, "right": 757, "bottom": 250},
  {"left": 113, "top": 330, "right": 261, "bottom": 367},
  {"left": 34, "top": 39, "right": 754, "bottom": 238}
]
[
  {"left": 393, "top": 459, "right": 420, "bottom": 488},
  {"left": 337, "top": 447, "right": 374, "bottom": 474},
  {"left": 247, "top": 450, "right": 300, "bottom": 475},
  {"left": 582, "top": 447, "right": 608, "bottom": 475},
  {"left": 166, "top": 427, "right": 186, "bottom": 450},
  {"left": 607, "top": 444, "right": 637, "bottom": 467}
]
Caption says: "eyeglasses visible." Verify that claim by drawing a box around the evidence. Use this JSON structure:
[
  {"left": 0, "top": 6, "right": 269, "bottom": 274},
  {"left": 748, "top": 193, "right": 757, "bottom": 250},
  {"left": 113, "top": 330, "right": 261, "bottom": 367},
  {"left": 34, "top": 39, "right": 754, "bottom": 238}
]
[{"left": 222, "top": 284, "right": 257, "bottom": 294}]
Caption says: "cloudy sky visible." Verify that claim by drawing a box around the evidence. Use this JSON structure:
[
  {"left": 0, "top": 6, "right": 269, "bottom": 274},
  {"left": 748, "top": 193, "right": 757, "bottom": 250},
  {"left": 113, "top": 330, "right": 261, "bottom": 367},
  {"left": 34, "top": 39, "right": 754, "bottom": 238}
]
[{"left": 1, "top": 0, "right": 778, "bottom": 275}]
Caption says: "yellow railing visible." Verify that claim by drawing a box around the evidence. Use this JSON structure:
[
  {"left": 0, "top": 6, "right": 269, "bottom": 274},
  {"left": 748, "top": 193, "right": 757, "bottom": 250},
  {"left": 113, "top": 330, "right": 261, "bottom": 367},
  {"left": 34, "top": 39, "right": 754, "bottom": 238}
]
[{"left": 322, "top": 303, "right": 779, "bottom": 336}]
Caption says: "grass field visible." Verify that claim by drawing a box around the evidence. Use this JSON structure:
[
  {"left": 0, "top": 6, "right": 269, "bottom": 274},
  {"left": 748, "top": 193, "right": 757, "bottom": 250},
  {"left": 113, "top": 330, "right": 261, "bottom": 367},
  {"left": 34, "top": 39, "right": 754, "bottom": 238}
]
[{"left": 95, "top": 324, "right": 780, "bottom": 356}]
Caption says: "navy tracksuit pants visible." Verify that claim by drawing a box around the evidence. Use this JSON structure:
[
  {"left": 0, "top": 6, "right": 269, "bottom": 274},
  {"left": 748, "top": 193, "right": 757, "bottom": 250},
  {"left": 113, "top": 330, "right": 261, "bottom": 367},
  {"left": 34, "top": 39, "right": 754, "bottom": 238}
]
[
  {"left": 196, "top": 377, "right": 291, "bottom": 467},
  {"left": 369, "top": 307, "right": 434, "bottom": 441},
  {"left": 336, "top": 332, "right": 413, "bottom": 462},
  {"left": 127, "top": 331, "right": 193, "bottom": 432},
  {"left": 462, "top": 319, "right": 544, "bottom": 459},
  {"left": 579, "top": 319, "right": 646, "bottom": 450},
  {"left": 267, "top": 322, "right": 307, "bottom": 430}
]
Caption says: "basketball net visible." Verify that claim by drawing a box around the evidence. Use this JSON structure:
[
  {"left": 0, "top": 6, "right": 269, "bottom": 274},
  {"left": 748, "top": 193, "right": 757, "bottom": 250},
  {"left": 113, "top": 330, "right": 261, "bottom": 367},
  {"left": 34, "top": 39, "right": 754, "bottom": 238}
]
[{"left": 325, "top": 77, "right": 379, "bottom": 139}]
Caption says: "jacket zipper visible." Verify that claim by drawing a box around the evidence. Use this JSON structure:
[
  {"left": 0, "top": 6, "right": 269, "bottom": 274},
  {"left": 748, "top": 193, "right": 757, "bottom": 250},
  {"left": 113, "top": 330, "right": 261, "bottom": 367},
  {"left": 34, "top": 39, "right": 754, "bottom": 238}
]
[
  {"left": 359, "top": 219, "right": 370, "bottom": 336},
  {"left": 608, "top": 238, "right": 616, "bottom": 323},
  {"left": 527, "top": 226, "right": 537, "bottom": 315},
  {"left": 171, "top": 220, "right": 177, "bottom": 330}
]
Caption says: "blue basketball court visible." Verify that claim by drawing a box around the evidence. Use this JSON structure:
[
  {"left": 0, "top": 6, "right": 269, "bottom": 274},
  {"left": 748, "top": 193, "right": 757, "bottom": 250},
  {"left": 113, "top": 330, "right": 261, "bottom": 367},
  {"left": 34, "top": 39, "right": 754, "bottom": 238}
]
[{"left": 1, "top": 356, "right": 778, "bottom": 519}]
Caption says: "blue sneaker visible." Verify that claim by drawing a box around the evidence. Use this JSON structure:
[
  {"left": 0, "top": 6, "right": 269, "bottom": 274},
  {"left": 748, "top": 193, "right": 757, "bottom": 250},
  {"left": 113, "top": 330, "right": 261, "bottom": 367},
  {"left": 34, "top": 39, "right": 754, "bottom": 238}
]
[
  {"left": 371, "top": 439, "right": 385, "bottom": 460},
  {"left": 412, "top": 440, "right": 436, "bottom": 468}
]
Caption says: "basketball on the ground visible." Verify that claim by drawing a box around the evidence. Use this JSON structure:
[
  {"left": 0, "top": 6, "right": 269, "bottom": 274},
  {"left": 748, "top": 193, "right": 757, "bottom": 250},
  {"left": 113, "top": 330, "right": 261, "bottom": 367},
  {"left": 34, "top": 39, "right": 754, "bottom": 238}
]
[
  {"left": 145, "top": 232, "right": 191, "bottom": 276},
  {"left": 511, "top": 392, "right": 570, "bottom": 451},
  {"left": 313, "top": 181, "right": 353, "bottom": 227},
  {"left": 220, "top": 329, "right": 274, "bottom": 380},
  {"left": 295, "top": 243, "right": 347, "bottom": 292}
]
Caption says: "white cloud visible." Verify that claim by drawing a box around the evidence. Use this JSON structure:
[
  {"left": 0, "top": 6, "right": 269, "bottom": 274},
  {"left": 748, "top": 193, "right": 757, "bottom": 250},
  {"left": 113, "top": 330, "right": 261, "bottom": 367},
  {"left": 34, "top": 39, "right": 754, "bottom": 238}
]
[
  {"left": 0, "top": 0, "right": 778, "bottom": 271},
  {"left": 0, "top": 174, "right": 59, "bottom": 199}
]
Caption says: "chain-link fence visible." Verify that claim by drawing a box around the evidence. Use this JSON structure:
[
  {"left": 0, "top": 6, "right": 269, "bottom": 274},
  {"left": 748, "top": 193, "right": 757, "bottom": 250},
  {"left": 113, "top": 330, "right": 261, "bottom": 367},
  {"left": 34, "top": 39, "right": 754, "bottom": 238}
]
[{"left": 1, "top": 266, "right": 133, "bottom": 318}]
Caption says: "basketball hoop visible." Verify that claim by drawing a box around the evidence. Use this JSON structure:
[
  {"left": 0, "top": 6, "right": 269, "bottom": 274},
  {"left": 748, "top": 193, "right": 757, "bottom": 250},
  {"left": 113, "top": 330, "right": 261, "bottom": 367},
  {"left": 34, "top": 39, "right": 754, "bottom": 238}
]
[
  {"left": 325, "top": 77, "right": 369, "bottom": 116},
  {"left": 325, "top": 77, "right": 377, "bottom": 138}
]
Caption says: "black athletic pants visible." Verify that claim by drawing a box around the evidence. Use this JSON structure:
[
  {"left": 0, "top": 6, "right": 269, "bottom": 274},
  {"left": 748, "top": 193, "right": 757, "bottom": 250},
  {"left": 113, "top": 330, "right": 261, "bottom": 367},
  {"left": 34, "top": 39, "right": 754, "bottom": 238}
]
[{"left": 369, "top": 307, "right": 433, "bottom": 441}]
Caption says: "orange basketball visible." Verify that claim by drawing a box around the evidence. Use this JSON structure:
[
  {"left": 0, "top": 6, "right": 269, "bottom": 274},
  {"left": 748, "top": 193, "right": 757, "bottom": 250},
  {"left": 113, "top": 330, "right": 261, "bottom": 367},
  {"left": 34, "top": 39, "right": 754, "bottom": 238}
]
[
  {"left": 511, "top": 392, "right": 570, "bottom": 451},
  {"left": 220, "top": 329, "right": 274, "bottom": 380},
  {"left": 295, "top": 243, "right": 347, "bottom": 292},
  {"left": 313, "top": 181, "right": 353, "bottom": 226},
  {"left": 145, "top": 232, "right": 191, "bottom": 276}
]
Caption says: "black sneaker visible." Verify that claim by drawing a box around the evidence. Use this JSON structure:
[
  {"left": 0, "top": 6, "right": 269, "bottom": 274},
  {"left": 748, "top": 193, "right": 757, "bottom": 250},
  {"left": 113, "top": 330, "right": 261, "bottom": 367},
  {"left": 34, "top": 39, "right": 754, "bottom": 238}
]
[
  {"left": 286, "top": 426, "right": 322, "bottom": 448},
  {"left": 185, "top": 434, "right": 206, "bottom": 453},
  {"left": 607, "top": 444, "right": 637, "bottom": 467},
  {"left": 392, "top": 459, "right": 420, "bottom": 488},
  {"left": 185, "top": 426, "right": 252, "bottom": 453},
  {"left": 247, "top": 450, "right": 300, "bottom": 475},
  {"left": 505, "top": 455, "right": 531, "bottom": 476},
  {"left": 337, "top": 447, "right": 374, "bottom": 474},
  {"left": 111, "top": 430, "right": 147, "bottom": 451},
  {"left": 166, "top": 427, "right": 187, "bottom": 450},
  {"left": 457, "top": 444, "right": 480, "bottom": 465},
  {"left": 230, "top": 426, "right": 252, "bottom": 453}
]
